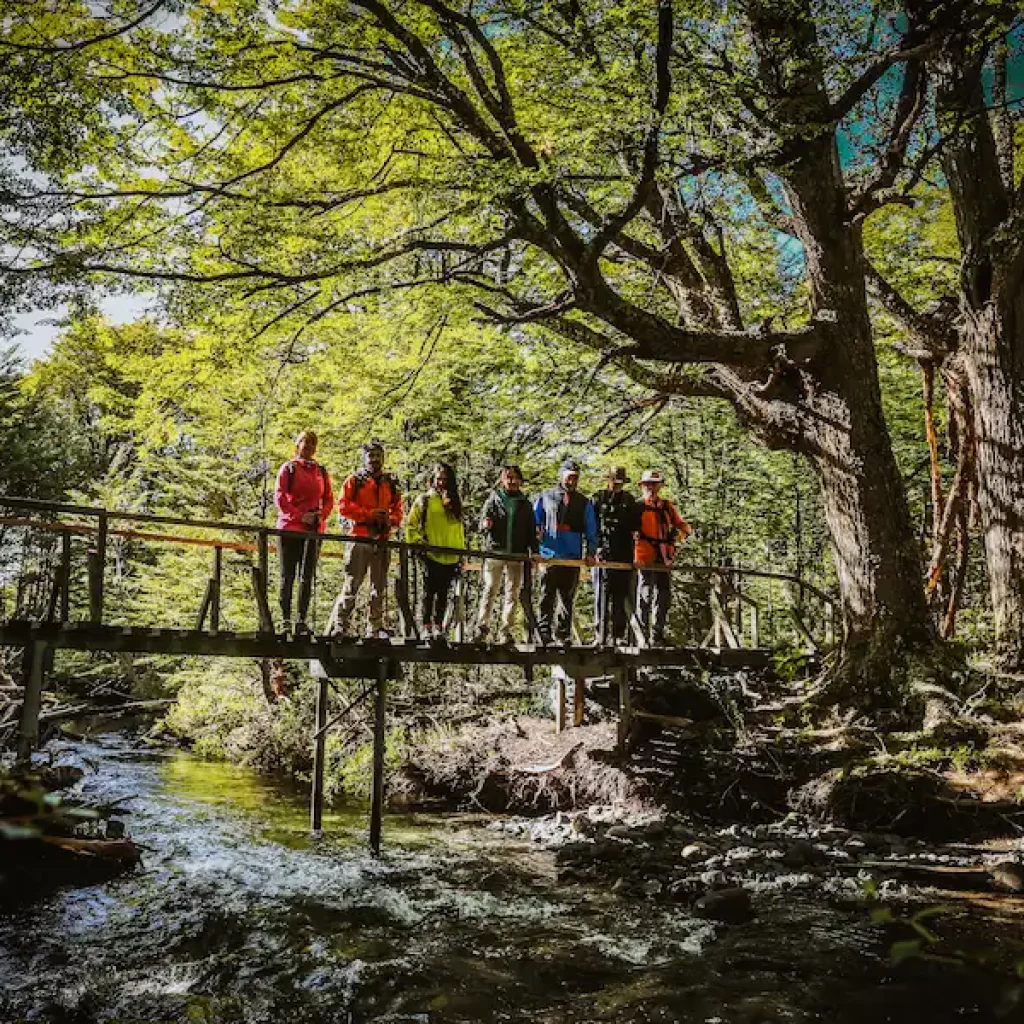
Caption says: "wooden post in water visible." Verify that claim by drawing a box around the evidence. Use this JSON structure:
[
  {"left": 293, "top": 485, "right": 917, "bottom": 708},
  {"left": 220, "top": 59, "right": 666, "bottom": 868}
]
[
  {"left": 369, "top": 659, "right": 388, "bottom": 855},
  {"left": 310, "top": 674, "right": 329, "bottom": 832},
  {"left": 16, "top": 640, "right": 48, "bottom": 762}
]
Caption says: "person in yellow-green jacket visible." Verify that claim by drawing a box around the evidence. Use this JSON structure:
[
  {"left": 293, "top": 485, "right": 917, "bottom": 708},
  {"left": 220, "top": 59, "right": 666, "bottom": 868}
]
[{"left": 406, "top": 462, "right": 466, "bottom": 644}]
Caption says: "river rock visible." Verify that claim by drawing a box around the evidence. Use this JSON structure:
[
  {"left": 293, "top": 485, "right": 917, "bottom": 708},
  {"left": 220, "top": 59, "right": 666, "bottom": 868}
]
[
  {"left": 681, "top": 843, "right": 708, "bottom": 862},
  {"left": 782, "top": 840, "right": 822, "bottom": 868},
  {"left": 105, "top": 819, "right": 126, "bottom": 840},
  {"left": 694, "top": 887, "right": 753, "bottom": 924},
  {"left": 642, "top": 879, "right": 663, "bottom": 896},
  {"left": 606, "top": 825, "right": 634, "bottom": 841},
  {"left": 989, "top": 861, "right": 1024, "bottom": 893}
]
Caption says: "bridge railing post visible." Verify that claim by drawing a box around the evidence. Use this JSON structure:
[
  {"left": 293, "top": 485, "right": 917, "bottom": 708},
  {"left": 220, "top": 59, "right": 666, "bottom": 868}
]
[
  {"left": 520, "top": 558, "right": 540, "bottom": 644},
  {"left": 395, "top": 545, "right": 417, "bottom": 640},
  {"left": 257, "top": 529, "right": 271, "bottom": 631},
  {"left": 210, "top": 545, "right": 222, "bottom": 634},
  {"left": 88, "top": 512, "right": 108, "bottom": 625},
  {"left": 46, "top": 530, "right": 72, "bottom": 624}
]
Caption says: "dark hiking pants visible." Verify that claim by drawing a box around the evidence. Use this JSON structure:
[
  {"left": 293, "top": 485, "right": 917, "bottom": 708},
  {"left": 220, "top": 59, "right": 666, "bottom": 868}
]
[
  {"left": 593, "top": 567, "right": 635, "bottom": 644},
  {"left": 278, "top": 532, "right": 320, "bottom": 623},
  {"left": 636, "top": 567, "right": 671, "bottom": 646},
  {"left": 538, "top": 564, "right": 580, "bottom": 643},
  {"left": 421, "top": 558, "right": 458, "bottom": 629}
]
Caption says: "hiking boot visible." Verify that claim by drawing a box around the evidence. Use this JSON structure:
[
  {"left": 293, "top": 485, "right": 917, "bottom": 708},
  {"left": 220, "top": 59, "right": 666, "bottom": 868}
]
[
  {"left": 281, "top": 619, "right": 293, "bottom": 638},
  {"left": 293, "top": 621, "right": 311, "bottom": 638},
  {"left": 475, "top": 624, "right": 489, "bottom": 644}
]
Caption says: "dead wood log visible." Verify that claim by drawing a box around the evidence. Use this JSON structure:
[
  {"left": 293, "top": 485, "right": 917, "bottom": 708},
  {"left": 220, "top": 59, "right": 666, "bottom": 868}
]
[{"left": 40, "top": 835, "right": 142, "bottom": 865}]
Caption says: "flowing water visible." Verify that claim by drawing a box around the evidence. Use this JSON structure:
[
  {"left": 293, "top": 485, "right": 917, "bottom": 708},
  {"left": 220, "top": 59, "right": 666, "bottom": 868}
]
[{"left": 0, "top": 737, "right": 1018, "bottom": 1023}]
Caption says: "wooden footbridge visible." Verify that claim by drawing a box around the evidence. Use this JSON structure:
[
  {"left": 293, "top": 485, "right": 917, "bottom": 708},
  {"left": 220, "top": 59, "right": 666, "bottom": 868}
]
[{"left": 0, "top": 495, "right": 836, "bottom": 852}]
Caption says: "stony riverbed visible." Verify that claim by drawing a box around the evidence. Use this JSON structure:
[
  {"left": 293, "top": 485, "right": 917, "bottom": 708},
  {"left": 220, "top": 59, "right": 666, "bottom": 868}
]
[{"left": 2, "top": 736, "right": 1024, "bottom": 1023}]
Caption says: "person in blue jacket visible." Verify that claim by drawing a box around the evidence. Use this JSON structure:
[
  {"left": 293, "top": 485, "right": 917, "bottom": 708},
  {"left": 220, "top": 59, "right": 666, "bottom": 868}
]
[{"left": 534, "top": 458, "right": 598, "bottom": 645}]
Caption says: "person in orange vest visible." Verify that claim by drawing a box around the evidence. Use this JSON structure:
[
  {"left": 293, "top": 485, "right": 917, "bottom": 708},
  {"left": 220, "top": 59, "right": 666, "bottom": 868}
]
[
  {"left": 329, "top": 442, "right": 403, "bottom": 638},
  {"left": 273, "top": 430, "right": 334, "bottom": 636},
  {"left": 635, "top": 470, "right": 692, "bottom": 647}
]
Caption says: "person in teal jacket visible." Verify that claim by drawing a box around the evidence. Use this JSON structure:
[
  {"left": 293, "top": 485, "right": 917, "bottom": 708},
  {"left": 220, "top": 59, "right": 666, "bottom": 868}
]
[
  {"left": 406, "top": 462, "right": 466, "bottom": 643},
  {"left": 475, "top": 464, "right": 537, "bottom": 643}
]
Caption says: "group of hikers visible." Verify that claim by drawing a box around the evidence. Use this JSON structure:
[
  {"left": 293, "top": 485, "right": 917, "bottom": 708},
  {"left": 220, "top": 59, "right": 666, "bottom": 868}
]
[{"left": 274, "top": 432, "right": 692, "bottom": 647}]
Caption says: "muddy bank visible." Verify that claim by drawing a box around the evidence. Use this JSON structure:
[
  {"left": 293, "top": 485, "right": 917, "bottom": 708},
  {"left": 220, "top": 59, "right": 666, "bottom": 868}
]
[{"left": 401, "top": 667, "right": 1024, "bottom": 842}]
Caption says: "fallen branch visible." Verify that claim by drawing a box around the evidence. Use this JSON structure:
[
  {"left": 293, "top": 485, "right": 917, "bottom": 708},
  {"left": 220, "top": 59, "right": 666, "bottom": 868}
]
[
  {"left": 515, "top": 741, "right": 584, "bottom": 774},
  {"left": 38, "top": 698, "right": 174, "bottom": 724}
]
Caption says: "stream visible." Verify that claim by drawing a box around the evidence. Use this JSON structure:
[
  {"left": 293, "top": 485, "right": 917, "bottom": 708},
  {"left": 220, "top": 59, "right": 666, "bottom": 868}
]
[{"left": 1, "top": 736, "right": 1021, "bottom": 1023}]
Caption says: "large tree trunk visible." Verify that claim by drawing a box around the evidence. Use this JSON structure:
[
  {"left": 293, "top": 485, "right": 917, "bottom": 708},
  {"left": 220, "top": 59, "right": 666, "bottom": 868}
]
[
  {"left": 962, "top": 292, "right": 1024, "bottom": 668},
  {"left": 783, "top": 140, "right": 938, "bottom": 707},
  {"left": 931, "top": 29, "right": 1024, "bottom": 670}
]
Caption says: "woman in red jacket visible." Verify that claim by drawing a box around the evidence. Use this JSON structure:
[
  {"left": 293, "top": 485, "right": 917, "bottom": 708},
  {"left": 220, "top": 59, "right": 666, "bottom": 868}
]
[{"left": 274, "top": 430, "right": 334, "bottom": 635}]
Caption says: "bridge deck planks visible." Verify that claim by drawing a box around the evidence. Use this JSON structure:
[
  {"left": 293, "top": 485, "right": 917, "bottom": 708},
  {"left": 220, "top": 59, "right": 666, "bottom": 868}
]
[{"left": 0, "top": 620, "right": 771, "bottom": 673}]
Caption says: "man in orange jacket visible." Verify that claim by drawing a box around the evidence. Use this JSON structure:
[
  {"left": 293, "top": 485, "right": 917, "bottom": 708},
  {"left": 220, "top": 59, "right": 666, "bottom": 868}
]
[
  {"left": 329, "top": 442, "right": 403, "bottom": 638},
  {"left": 635, "top": 470, "right": 692, "bottom": 646}
]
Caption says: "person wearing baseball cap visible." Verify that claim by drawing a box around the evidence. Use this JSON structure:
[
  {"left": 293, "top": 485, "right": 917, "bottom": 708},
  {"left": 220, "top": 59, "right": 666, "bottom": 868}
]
[
  {"left": 533, "top": 458, "right": 598, "bottom": 645},
  {"left": 591, "top": 466, "right": 639, "bottom": 645},
  {"left": 635, "top": 470, "right": 692, "bottom": 646}
]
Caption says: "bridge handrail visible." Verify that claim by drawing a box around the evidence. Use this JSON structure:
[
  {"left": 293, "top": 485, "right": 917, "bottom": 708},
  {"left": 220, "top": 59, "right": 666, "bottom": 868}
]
[{"left": 0, "top": 496, "right": 837, "bottom": 605}]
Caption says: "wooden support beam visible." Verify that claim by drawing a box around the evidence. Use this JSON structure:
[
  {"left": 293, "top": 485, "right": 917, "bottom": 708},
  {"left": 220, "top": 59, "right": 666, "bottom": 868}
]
[
  {"left": 16, "top": 640, "right": 47, "bottom": 761},
  {"left": 195, "top": 579, "right": 214, "bottom": 632},
  {"left": 709, "top": 587, "right": 739, "bottom": 648},
  {"left": 310, "top": 674, "right": 329, "bottom": 832},
  {"left": 369, "top": 660, "right": 389, "bottom": 856},
  {"left": 573, "top": 678, "right": 585, "bottom": 727}
]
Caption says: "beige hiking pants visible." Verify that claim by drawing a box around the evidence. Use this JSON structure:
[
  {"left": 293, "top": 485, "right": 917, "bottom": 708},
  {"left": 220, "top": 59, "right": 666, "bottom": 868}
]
[
  {"left": 475, "top": 558, "right": 525, "bottom": 640},
  {"left": 330, "top": 542, "right": 391, "bottom": 634}
]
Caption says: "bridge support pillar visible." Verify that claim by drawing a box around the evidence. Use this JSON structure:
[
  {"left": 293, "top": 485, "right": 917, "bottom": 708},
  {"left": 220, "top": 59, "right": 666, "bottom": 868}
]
[
  {"left": 369, "top": 660, "right": 388, "bottom": 856},
  {"left": 16, "top": 640, "right": 48, "bottom": 762},
  {"left": 310, "top": 675, "right": 329, "bottom": 832}
]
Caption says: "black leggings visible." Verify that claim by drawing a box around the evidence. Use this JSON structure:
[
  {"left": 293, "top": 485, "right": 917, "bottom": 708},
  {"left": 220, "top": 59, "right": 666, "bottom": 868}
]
[
  {"left": 278, "top": 532, "right": 320, "bottom": 622},
  {"left": 420, "top": 558, "right": 458, "bottom": 628}
]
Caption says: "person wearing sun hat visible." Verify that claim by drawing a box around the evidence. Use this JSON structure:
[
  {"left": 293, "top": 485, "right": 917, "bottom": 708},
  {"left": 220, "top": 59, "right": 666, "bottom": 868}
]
[{"left": 635, "top": 469, "right": 692, "bottom": 647}]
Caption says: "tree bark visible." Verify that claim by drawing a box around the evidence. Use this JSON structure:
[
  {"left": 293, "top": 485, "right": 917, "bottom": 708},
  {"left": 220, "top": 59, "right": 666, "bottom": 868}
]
[
  {"left": 929, "top": 26, "right": 1024, "bottom": 669},
  {"left": 785, "top": 144, "right": 937, "bottom": 703},
  {"left": 961, "top": 293, "right": 1024, "bottom": 667}
]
